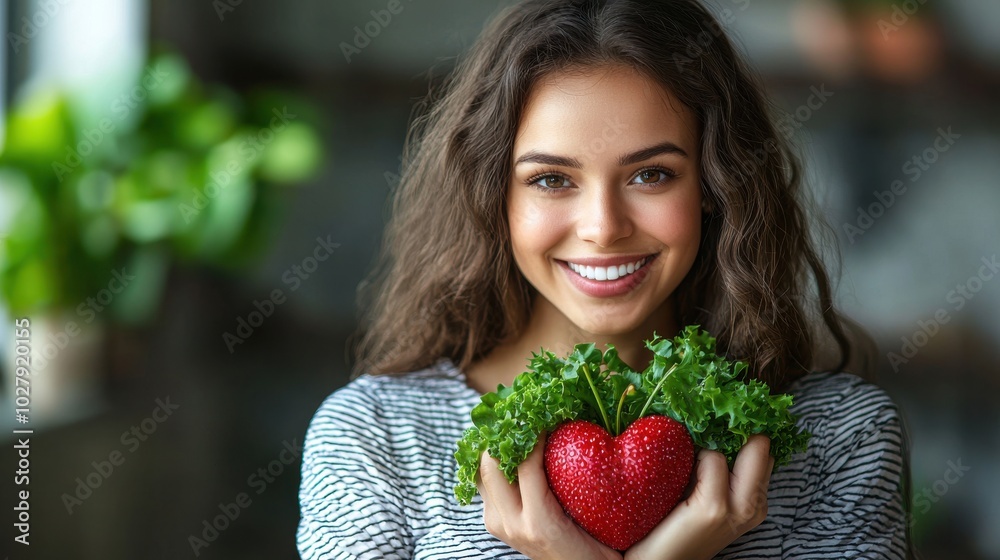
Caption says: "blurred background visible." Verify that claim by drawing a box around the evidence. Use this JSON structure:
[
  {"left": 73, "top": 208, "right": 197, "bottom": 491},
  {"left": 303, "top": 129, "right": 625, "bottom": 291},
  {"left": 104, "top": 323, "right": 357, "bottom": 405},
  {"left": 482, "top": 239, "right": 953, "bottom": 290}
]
[{"left": 0, "top": 0, "right": 997, "bottom": 558}]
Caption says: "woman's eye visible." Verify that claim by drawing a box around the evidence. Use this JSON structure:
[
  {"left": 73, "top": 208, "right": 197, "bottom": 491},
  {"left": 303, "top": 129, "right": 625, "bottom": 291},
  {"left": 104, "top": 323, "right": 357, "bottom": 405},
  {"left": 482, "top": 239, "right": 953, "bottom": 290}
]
[
  {"left": 634, "top": 169, "right": 668, "bottom": 184},
  {"left": 534, "top": 175, "right": 570, "bottom": 189}
]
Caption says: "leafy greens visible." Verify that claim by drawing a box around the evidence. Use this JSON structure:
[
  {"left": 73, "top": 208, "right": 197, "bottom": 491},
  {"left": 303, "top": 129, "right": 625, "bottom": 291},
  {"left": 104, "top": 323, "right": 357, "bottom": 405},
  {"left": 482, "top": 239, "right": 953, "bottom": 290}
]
[{"left": 453, "top": 325, "right": 811, "bottom": 506}]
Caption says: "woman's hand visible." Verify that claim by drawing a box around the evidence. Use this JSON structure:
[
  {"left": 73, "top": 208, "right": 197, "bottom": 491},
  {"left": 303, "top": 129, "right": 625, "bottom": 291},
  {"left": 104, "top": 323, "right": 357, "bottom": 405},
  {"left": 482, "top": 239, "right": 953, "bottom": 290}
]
[
  {"left": 624, "top": 435, "right": 775, "bottom": 560},
  {"left": 477, "top": 431, "right": 623, "bottom": 560}
]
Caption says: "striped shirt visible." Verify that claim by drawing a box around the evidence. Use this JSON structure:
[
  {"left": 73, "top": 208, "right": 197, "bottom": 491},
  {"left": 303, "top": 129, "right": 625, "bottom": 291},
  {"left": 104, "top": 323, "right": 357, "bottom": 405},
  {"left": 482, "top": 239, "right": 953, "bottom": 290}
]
[{"left": 297, "top": 358, "right": 908, "bottom": 559}]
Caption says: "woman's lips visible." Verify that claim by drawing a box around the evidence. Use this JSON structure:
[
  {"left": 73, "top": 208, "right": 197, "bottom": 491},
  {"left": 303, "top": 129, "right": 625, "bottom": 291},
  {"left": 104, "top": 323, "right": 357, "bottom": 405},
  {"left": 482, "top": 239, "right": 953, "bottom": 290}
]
[{"left": 559, "top": 253, "right": 658, "bottom": 298}]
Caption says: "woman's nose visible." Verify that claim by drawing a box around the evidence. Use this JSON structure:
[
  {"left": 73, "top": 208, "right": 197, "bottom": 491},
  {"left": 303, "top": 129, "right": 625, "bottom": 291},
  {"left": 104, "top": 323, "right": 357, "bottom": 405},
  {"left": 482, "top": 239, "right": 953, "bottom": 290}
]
[{"left": 575, "top": 186, "right": 633, "bottom": 248}]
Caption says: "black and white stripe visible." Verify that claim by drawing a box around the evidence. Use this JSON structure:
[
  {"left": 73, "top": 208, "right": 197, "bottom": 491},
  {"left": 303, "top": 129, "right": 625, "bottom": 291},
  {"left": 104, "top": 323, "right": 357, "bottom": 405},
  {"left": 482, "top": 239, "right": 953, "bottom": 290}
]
[{"left": 297, "top": 359, "right": 907, "bottom": 559}]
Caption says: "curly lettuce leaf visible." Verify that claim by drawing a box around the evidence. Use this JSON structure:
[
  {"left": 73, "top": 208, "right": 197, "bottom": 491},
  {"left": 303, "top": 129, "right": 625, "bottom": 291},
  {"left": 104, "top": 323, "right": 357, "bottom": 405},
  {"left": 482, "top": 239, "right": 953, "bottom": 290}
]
[{"left": 453, "top": 349, "right": 587, "bottom": 505}]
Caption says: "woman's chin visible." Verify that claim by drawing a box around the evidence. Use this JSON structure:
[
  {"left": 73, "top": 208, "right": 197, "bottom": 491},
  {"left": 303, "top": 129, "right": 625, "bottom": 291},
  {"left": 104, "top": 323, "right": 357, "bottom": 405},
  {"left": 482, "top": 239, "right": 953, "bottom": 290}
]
[{"left": 567, "top": 316, "right": 641, "bottom": 338}]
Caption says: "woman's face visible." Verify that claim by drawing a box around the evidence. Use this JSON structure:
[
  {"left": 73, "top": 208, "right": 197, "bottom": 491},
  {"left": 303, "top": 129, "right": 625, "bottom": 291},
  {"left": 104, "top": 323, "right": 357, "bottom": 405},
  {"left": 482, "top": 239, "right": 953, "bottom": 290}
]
[{"left": 507, "top": 65, "right": 703, "bottom": 337}]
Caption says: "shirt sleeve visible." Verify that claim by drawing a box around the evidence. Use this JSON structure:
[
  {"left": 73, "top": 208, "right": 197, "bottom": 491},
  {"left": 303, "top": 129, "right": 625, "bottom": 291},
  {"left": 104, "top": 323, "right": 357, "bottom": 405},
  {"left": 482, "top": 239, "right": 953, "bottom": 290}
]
[
  {"left": 297, "top": 378, "right": 415, "bottom": 560},
  {"left": 781, "top": 385, "right": 908, "bottom": 559}
]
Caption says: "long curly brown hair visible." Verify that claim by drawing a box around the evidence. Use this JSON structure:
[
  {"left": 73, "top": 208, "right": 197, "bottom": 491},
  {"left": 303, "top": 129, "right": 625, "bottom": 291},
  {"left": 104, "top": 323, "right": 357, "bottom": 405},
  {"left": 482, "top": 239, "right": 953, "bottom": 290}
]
[{"left": 350, "top": 0, "right": 875, "bottom": 392}]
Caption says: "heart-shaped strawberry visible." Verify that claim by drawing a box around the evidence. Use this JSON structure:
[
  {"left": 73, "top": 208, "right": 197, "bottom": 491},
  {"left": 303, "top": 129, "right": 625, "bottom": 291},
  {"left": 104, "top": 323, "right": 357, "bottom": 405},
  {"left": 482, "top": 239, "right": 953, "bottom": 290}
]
[{"left": 543, "top": 415, "right": 694, "bottom": 551}]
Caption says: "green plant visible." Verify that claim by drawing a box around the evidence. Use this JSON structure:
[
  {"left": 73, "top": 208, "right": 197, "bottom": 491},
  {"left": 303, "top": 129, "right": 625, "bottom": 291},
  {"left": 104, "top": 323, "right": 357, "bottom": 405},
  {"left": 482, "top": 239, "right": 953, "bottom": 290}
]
[{"left": 0, "top": 50, "right": 323, "bottom": 323}]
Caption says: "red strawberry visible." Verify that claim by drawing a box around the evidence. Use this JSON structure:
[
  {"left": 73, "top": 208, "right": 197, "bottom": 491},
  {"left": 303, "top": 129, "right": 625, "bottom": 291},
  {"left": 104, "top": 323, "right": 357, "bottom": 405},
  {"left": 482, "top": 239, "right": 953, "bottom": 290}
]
[{"left": 543, "top": 415, "right": 694, "bottom": 551}]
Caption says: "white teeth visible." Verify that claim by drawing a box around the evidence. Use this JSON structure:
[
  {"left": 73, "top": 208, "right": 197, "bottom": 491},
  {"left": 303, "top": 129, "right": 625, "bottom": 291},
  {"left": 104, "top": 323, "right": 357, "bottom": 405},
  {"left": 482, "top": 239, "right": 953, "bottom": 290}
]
[{"left": 567, "top": 257, "right": 650, "bottom": 282}]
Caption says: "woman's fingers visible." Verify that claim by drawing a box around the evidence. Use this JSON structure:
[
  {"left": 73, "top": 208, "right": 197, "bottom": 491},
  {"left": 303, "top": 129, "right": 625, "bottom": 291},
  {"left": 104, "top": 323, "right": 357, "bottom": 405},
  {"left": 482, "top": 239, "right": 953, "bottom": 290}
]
[
  {"left": 730, "top": 435, "right": 772, "bottom": 524},
  {"left": 627, "top": 439, "right": 773, "bottom": 560},
  {"left": 517, "top": 431, "right": 585, "bottom": 538},
  {"left": 479, "top": 436, "right": 623, "bottom": 559},
  {"left": 732, "top": 434, "right": 771, "bottom": 474},
  {"left": 479, "top": 450, "right": 523, "bottom": 513},
  {"left": 476, "top": 473, "right": 504, "bottom": 531},
  {"left": 515, "top": 431, "right": 550, "bottom": 512},
  {"left": 732, "top": 435, "right": 771, "bottom": 483},
  {"left": 693, "top": 448, "right": 729, "bottom": 505},
  {"left": 517, "top": 432, "right": 583, "bottom": 544}
]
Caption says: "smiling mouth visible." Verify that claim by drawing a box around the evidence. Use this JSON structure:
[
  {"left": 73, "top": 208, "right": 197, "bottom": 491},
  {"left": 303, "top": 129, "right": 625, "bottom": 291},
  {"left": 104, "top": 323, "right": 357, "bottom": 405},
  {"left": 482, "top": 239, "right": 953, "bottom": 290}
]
[{"left": 563, "top": 255, "right": 655, "bottom": 282}]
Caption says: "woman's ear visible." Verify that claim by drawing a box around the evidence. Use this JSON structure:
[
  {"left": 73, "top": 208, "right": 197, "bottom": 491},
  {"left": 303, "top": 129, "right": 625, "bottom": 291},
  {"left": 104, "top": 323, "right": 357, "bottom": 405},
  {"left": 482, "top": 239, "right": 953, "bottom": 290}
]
[{"left": 701, "top": 198, "right": 713, "bottom": 213}]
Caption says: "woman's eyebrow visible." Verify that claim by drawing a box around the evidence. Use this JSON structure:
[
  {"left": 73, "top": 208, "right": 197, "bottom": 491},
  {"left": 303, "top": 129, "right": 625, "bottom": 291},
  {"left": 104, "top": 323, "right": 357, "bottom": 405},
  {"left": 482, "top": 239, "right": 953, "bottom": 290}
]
[{"left": 514, "top": 141, "right": 689, "bottom": 168}]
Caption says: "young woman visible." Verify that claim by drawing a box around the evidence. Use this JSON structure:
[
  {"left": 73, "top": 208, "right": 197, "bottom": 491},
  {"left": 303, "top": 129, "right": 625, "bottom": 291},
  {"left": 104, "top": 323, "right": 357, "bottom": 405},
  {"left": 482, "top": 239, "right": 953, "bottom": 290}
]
[{"left": 297, "top": 1, "right": 911, "bottom": 558}]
